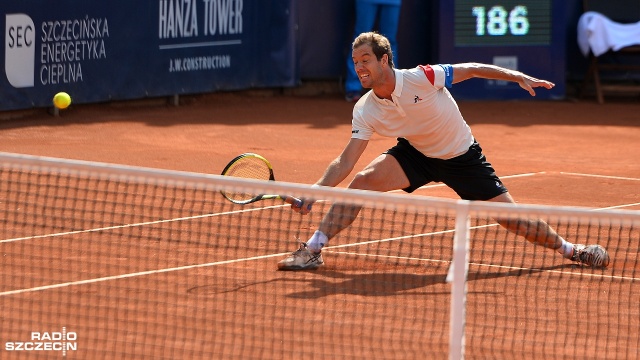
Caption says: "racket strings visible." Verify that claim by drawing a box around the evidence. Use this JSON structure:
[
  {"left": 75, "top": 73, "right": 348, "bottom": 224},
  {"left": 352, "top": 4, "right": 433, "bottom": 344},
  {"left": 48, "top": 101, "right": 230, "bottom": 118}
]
[{"left": 222, "top": 157, "right": 272, "bottom": 201}]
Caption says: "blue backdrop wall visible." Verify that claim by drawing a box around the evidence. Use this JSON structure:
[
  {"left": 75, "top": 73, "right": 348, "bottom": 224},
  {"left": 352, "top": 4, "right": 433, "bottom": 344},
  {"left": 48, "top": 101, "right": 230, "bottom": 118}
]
[
  {"left": 296, "top": 0, "right": 588, "bottom": 80},
  {"left": 1, "top": 0, "right": 590, "bottom": 110},
  {"left": 1, "top": 0, "right": 297, "bottom": 110}
]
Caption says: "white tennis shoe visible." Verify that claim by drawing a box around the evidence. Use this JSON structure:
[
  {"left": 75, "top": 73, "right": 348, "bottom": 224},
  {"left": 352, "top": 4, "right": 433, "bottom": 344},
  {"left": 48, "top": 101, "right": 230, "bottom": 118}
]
[
  {"left": 278, "top": 243, "right": 324, "bottom": 270},
  {"left": 570, "top": 244, "right": 610, "bottom": 268}
]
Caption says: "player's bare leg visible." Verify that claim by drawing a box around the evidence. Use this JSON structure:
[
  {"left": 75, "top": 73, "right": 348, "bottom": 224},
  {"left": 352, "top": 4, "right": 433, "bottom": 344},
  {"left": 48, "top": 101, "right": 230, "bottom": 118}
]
[
  {"left": 278, "top": 154, "right": 408, "bottom": 270},
  {"left": 319, "top": 154, "right": 409, "bottom": 238},
  {"left": 489, "top": 192, "right": 564, "bottom": 249},
  {"left": 490, "top": 192, "right": 609, "bottom": 267}
]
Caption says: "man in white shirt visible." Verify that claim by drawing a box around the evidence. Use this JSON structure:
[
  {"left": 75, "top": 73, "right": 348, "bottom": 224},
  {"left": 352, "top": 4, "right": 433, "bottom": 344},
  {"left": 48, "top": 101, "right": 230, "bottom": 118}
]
[{"left": 278, "top": 31, "right": 609, "bottom": 270}]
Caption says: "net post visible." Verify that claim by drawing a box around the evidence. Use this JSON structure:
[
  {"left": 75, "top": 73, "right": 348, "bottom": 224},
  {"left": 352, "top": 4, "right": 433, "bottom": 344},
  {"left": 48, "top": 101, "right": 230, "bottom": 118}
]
[{"left": 447, "top": 200, "right": 471, "bottom": 360}]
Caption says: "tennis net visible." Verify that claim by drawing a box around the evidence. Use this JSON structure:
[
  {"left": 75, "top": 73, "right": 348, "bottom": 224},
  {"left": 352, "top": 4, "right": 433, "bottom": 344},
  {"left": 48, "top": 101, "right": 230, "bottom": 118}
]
[{"left": 1, "top": 152, "right": 638, "bottom": 359}]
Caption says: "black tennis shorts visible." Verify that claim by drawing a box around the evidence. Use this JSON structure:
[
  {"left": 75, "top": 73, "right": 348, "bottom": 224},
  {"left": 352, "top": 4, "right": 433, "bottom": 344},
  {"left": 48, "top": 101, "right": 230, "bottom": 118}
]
[{"left": 384, "top": 138, "right": 508, "bottom": 201}]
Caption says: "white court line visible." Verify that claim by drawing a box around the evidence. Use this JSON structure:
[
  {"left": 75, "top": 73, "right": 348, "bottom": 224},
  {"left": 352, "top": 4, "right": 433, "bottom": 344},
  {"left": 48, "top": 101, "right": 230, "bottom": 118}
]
[
  {"left": 0, "top": 253, "right": 288, "bottom": 297},
  {"left": 400, "top": 171, "right": 640, "bottom": 194},
  {"left": 600, "top": 203, "right": 640, "bottom": 210},
  {"left": 324, "top": 251, "right": 640, "bottom": 282},
  {"left": 0, "top": 171, "right": 545, "bottom": 244},
  {"left": 390, "top": 171, "right": 545, "bottom": 192},
  {"left": 557, "top": 172, "right": 640, "bottom": 210},
  {"left": 560, "top": 172, "right": 640, "bottom": 182},
  {"left": 0, "top": 204, "right": 286, "bottom": 244},
  {"left": 0, "top": 224, "right": 493, "bottom": 297},
  {"left": 3, "top": 207, "right": 639, "bottom": 297},
  {"left": 2, "top": 171, "right": 639, "bottom": 296}
]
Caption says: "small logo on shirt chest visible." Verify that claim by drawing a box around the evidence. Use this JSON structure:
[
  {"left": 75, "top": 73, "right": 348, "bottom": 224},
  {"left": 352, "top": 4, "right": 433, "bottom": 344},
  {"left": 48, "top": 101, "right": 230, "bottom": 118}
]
[{"left": 414, "top": 95, "right": 423, "bottom": 103}]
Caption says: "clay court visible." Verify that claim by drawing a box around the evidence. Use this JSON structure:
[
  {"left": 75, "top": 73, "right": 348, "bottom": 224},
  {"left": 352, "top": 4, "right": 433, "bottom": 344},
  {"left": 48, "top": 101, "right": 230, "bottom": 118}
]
[{"left": 1, "top": 93, "right": 639, "bottom": 359}]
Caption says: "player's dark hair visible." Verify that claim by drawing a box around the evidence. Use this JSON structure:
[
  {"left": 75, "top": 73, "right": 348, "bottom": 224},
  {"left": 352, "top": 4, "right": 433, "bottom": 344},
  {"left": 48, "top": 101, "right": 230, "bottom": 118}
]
[{"left": 352, "top": 32, "right": 394, "bottom": 68}]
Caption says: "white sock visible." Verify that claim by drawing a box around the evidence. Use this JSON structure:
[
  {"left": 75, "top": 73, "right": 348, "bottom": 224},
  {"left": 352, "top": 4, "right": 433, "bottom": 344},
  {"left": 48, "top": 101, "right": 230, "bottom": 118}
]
[
  {"left": 306, "top": 230, "right": 328, "bottom": 252},
  {"left": 556, "top": 238, "right": 574, "bottom": 258}
]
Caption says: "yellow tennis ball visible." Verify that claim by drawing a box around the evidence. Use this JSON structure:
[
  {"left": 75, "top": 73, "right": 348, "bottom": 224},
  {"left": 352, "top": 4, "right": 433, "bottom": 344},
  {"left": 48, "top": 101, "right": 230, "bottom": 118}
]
[{"left": 53, "top": 92, "right": 71, "bottom": 109}]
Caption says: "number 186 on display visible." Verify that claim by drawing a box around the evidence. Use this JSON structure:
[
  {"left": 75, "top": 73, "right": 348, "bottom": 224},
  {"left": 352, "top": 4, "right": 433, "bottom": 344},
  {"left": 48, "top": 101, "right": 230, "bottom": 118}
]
[{"left": 472, "top": 6, "right": 530, "bottom": 36}]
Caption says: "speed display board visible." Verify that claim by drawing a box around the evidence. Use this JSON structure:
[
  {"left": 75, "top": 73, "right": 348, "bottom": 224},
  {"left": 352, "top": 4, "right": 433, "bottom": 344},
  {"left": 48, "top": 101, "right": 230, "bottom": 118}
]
[
  {"left": 438, "top": 0, "right": 565, "bottom": 100},
  {"left": 454, "top": 0, "right": 551, "bottom": 46}
]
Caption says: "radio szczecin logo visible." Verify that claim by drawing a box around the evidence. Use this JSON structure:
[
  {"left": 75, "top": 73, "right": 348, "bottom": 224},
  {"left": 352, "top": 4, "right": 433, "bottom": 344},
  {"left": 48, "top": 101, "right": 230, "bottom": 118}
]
[{"left": 5, "top": 327, "right": 78, "bottom": 356}]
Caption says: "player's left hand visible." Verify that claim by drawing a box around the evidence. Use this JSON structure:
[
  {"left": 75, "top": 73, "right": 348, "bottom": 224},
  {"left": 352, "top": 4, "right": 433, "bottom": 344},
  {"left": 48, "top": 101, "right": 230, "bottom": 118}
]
[{"left": 519, "top": 75, "right": 555, "bottom": 96}]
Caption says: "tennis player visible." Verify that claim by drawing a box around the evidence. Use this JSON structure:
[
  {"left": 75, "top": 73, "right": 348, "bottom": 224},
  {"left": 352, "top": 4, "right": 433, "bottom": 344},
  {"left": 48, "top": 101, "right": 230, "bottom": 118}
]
[{"left": 278, "top": 32, "right": 610, "bottom": 270}]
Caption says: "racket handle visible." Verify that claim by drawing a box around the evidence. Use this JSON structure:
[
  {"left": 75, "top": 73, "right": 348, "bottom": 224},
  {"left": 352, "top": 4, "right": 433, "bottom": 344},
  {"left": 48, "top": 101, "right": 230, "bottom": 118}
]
[{"left": 282, "top": 196, "right": 311, "bottom": 211}]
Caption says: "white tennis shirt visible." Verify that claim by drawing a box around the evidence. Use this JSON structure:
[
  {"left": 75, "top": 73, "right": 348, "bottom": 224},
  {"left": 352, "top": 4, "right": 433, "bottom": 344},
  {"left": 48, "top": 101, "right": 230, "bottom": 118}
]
[{"left": 351, "top": 65, "right": 474, "bottom": 160}]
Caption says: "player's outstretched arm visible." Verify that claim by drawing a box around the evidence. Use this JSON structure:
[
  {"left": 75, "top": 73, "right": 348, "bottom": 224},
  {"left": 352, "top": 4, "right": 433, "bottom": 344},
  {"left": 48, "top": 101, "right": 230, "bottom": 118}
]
[
  {"left": 451, "top": 62, "right": 554, "bottom": 96},
  {"left": 292, "top": 138, "right": 368, "bottom": 215}
]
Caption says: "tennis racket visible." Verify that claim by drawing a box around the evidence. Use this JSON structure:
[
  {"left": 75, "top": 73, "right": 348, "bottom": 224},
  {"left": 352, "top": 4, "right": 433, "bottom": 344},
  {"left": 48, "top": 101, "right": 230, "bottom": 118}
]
[{"left": 220, "top": 153, "right": 304, "bottom": 208}]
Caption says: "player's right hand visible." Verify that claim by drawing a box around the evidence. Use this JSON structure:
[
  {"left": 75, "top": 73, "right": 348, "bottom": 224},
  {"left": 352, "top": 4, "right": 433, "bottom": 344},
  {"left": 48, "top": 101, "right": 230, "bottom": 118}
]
[{"left": 292, "top": 198, "right": 314, "bottom": 215}]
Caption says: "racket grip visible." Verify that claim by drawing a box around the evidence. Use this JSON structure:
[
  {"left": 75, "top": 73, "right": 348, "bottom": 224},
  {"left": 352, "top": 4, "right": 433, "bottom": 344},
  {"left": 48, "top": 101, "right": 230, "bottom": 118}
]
[{"left": 282, "top": 196, "right": 311, "bottom": 211}]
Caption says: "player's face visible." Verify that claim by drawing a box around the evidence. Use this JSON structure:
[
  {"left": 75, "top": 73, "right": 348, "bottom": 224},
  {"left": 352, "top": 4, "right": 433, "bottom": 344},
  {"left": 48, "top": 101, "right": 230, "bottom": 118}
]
[{"left": 351, "top": 44, "right": 386, "bottom": 89}]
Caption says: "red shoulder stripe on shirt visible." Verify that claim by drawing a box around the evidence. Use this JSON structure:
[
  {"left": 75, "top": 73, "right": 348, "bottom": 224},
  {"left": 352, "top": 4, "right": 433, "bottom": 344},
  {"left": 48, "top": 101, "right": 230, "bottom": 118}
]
[{"left": 419, "top": 65, "right": 435, "bottom": 86}]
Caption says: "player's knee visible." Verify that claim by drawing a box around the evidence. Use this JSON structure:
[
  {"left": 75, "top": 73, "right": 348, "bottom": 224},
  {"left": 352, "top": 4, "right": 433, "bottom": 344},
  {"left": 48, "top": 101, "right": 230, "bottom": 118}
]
[{"left": 349, "top": 171, "right": 380, "bottom": 191}]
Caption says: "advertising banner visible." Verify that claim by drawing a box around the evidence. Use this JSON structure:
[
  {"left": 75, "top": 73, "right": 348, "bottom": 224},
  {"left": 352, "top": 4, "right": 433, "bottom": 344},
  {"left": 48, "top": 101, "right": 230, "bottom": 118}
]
[{"left": 1, "top": 0, "right": 296, "bottom": 110}]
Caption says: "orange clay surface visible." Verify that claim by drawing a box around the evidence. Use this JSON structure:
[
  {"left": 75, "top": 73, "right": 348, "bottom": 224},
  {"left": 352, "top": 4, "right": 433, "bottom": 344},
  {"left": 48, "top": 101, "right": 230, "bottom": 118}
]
[{"left": 1, "top": 92, "right": 639, "bottom": 359}]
